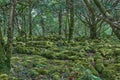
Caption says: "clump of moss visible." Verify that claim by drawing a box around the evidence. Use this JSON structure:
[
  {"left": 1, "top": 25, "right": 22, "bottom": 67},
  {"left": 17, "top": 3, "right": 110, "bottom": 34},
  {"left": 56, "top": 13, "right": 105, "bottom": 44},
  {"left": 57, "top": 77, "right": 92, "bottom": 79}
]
[
  {"left": 113, "top": 48, "right": 120, "bottom": 56},
  {"left": 0, "top": 74, "right": 9, "bottom": 80},
  {"left": 102, "top": 69, "right": 116, "bottom": 80},
  {"left": 41, "top": 51, "right": 56, "bottom": 59}
]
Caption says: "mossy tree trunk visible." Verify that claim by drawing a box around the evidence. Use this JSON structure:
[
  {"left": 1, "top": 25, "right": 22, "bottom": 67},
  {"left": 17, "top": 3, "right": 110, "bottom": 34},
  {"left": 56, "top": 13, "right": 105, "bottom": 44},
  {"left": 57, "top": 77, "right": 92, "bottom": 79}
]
[
  {"left": 83, "top": 0, "right": 99, "bottom": 39},
  {"left": 58, "top": 6, "right": 62, "bottom": 35},
  {"left": 64, "top": 0, "right": 70, "bottom": 40},
  {"left": 93, "top": 0, "right": 120, "bottom": 39},
  {"left": 0, "top": 26, "right": 8, "bottom": 74},
  {"left": 90, "top": 25, "right": 97, "bottom": 39},
  {"left": 41, "top": 17, "right": 45, "bottom": 37},
  {"left": 6, "top": 0, "right": 16, "bottom": 74},
  {"left": 28, "top": 0, "right": 32, "bottom": 37},
  {"left": 68, "top": 0, "right": 74, "bottom": 42}
]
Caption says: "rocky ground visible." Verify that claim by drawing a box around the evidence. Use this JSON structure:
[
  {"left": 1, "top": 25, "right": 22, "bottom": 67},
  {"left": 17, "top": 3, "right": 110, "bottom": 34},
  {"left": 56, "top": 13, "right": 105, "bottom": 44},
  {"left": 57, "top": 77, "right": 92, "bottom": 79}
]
[{"left": 0, "top": 36, "right": 120, "bottom": 80}]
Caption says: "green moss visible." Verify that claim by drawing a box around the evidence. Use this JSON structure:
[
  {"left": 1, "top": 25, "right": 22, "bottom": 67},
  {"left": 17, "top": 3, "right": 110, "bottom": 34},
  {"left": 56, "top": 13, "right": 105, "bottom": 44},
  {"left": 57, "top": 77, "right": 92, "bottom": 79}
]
[
  {"left": 38, "top": 69, "right": 49, "bottom": 75},
  {"left": 82, "top": 63, "right": 99, "bottom": 76},
  {"left": 116, "top": 56, "right": 120, "bottom": 63},
  {"left": 56, "top": 53, "right": 69, "bottom": 60},
  {"left": 29, "top": 69, "right": 39, "bottom": 78},
  {"left": 95, "top": 63, "right": 104, "bottom": 73},
  {"left": 0, "top": 74, "right": 9, "bottom": 80},
  {"left": 114, "top": 48, "right": 120, "bottom": 56},
  {"left": 41, "top": 51, "right": 56, "bottom": 59},
  {"left": 114, "top": 64, "right": 120, "bottom": 71},
  {"left": 52, "top": 47, "right": 61, "bottom": 52},
  {"left": 94, "top": 53, "right": 103, "bottom": 62},
  {"left": 102, "top": 69, "right": 116, "bottom": 80},
  {"left": 99, "top": 49, "right": 113, "bottom": 56},
  {"left": 52, "top": 72, "right": 60, "bottom": 80}
]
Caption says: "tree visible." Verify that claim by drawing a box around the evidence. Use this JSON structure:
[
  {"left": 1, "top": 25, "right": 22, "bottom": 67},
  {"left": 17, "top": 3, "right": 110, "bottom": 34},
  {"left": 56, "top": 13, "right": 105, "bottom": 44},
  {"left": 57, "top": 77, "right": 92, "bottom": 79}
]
[
  {"left": 83, "top": 0, "right": 101, "bottom": 39},
  {"left": 0, "top": 0, "right": 16, "bottom": 74},
  {"left": 58, "top": 6, "right": 62, "bottom": 35},
  {"left": 93, "top": 0, "right": 120, "bottom": 39},
  {"left": 28, "top": 0, "right": 32, "bottom": 37},
  {"left": 68, "top": 0, "right": 74, "bottom": 41}
]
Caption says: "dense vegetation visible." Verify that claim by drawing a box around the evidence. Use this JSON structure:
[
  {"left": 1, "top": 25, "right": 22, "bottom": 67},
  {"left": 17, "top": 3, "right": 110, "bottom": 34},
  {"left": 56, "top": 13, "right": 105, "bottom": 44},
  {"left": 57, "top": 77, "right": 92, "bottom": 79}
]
[{"left": 0, "top": 0, "right": 120, "bottom": 80}]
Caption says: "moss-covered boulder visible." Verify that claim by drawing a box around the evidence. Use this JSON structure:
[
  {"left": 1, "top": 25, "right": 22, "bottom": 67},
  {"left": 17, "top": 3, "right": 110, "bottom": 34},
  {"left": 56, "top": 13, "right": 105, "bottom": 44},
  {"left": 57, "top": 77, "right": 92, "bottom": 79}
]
[{"left": 0, "top": 74, "right": 9, "bottom": 80}]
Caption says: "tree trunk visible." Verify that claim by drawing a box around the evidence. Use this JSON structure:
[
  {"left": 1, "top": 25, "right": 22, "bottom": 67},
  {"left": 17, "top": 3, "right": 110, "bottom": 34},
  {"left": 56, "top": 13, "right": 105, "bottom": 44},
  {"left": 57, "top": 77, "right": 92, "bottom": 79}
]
[
  {"left": 64, "top": 0, "right": 69, "bottom": 40},
  {"left": 0, "top": 25, "right": 7, "bottom": 74},
  {"left": 112, "top": 28, "right": 120, "bottom": 40},
  {"left": 29, "top": 0, "right": 32, "bottom": 37},
  {"left": 68, "top": 0, "right": 74, "bottom": 42},
  {"left": 90, "top": 25, "right": 97, "bottom": 39},
  {"left": 58, "top": 7, "right": 62, "bottom": 35},
  {"left": 6, "top": 0, "right": 16, "bottom": 73},
  {"left": 93, "top": 0, "right": 120, "bottom": 39},
  {"left": 83, "top": 0, "right": 101, "bottom": 39},
  {"left": 41, "top": 18, "right": 45, "bottom": 37}
]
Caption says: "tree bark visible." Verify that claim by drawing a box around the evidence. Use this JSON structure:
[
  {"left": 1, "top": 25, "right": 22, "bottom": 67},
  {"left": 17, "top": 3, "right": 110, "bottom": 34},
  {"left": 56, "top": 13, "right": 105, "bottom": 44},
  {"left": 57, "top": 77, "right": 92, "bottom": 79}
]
[
  {"left": 0, "top": 24, "right": 7, "bottom": 74},
  {"left": 68, "top": 0, "right": 74, "bottom": 42},
  {"left": 93, "top": 0, "right": 120, "bottom": 39},
  {"left": 29, "top": 0, "right": 32, "bottom": 37},
  {"left": 6, "top": 0, "right": 16, "bottom": 73},
  {"left": 83, "top": 0, "right": 98, "bottom": 39},
  {"left": 41, "top": 17, "right": 45, "bottom": 37},
  {"left": 58, "top": 7, "right": 62, "bottom": 35}
]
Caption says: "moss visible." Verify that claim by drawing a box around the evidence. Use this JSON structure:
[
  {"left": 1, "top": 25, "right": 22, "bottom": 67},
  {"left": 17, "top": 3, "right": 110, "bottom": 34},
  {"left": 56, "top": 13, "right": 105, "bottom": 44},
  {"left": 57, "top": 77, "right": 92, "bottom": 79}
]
[
  {"left": 62, "top": 50, "right": 77, "bottom": 56},
  {"left": 95, "top": 63, "right": 104, "bottom": 73},
  {"left": 29, "top": 69, "right": 39, "bottom": 78},
  {"left": 10, "top": 38, "right": 120, "bottom": 79},
  {"left": 41, "top": 51, "right": 56, "bottom": 59},
  {"left": 68, "top": 56, "right": 79, "bottom": 60},
  {"left": 71, "top": 46, "right": 81, "bottom": 52},
  {"left": 69, "top": 41, "right": 80, "bottom": 47},
  {"left": 0, "top": 74, "right": 9, "bottom": 80},
  {"left": 102, "top": 69, "right": 116, "bottom": 80},
  {"left": 114, "top": 64, "right": 120, "bottom": 71},
  {"left": 38, "top": 69, "right": 49, "bottom": 75},
  {"left": 99, "top": 49, "right": 113, "bottom": 56},
  {"left": 52, "top": 47, "right": 61, "bottom": 52},
  {"left": 14, "top": 45, "right": 40, "bottom": 55},
  {"left": 115, "top": 73, "right": 120, "bottom": 80},
  {"left": 26, "top": 41, "right": 55, "bottom": 49},
  {"left": 113, "top": 48, "right": 120, "bottom": 56},
  {"left": 116, "top": 56, "right": 120, "bottom": 63},
  {"left": 82, "top": 63, "right": 99, "bottom": 76},
  {"left": 52, "top": 72, "right": 60, "bottom": 80},
  {"left": 94, "top": 53, "right": 103, "bottom": 62},
  {"left": 56, "top": 53, "right": 69, "bottom": 60}
]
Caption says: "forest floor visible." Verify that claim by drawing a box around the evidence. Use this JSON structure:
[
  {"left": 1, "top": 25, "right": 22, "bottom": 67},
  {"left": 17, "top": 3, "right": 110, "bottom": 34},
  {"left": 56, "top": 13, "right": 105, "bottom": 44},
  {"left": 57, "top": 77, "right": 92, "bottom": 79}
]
[{"left": 1, "top": 36, "right": 120, "bottom": 80}]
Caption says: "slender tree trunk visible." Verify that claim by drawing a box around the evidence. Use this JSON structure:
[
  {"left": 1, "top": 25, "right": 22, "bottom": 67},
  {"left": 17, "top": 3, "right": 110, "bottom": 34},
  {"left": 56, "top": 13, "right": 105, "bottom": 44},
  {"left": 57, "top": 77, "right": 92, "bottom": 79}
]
[
  {"left": 58, "top": 7, "right": 62, "bottom": 35},
  {"left": 65, "top": 0, "right": 69, "bottom": 40},
  {"left": 22, "top": 15, "right": 27, "bottom": 42},
  {"left": 41, "top": 18, "right": 45, "bottom": 37},
  {"left": 29, "top": 0, "right": 32, "bottom": 37},
  {"left": 6, "top": 0, "right": 16, "bottom": 73},
  {"left": 68, "top": 0, "right": 74, "bottom": 42},
  {"left": 0, "top": 25, "right": 7, "bottom": 74}
]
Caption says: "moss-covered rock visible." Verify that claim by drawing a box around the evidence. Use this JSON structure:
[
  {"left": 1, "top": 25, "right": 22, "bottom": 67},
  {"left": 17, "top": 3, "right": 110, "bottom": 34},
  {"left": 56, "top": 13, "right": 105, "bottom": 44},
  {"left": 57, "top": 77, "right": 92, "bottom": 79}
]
[
  {"left": 114, "top": 63, "right": 120, "bottom": 71},
  {"left": 113, "top": 48, "right": 120, "bottom": 56},
  {"left": 0, "top": 74, "right": 9, "bottom": 80},
  {"left": 102, "top": 69, "right": 116, "bottom": 80},
  {"left": 52, "top": 72, "right": 61, "bottom": 80},
  {"left": 41, "top": 51, "right": 56, "bottom": 59}
]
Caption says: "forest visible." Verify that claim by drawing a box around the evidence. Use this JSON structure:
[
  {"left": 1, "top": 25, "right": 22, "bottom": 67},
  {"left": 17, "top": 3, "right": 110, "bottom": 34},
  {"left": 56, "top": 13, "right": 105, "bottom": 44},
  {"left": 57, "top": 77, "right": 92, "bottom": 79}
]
[{"left": 0, "top": 0, "right": 120, "bottom": 80}]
